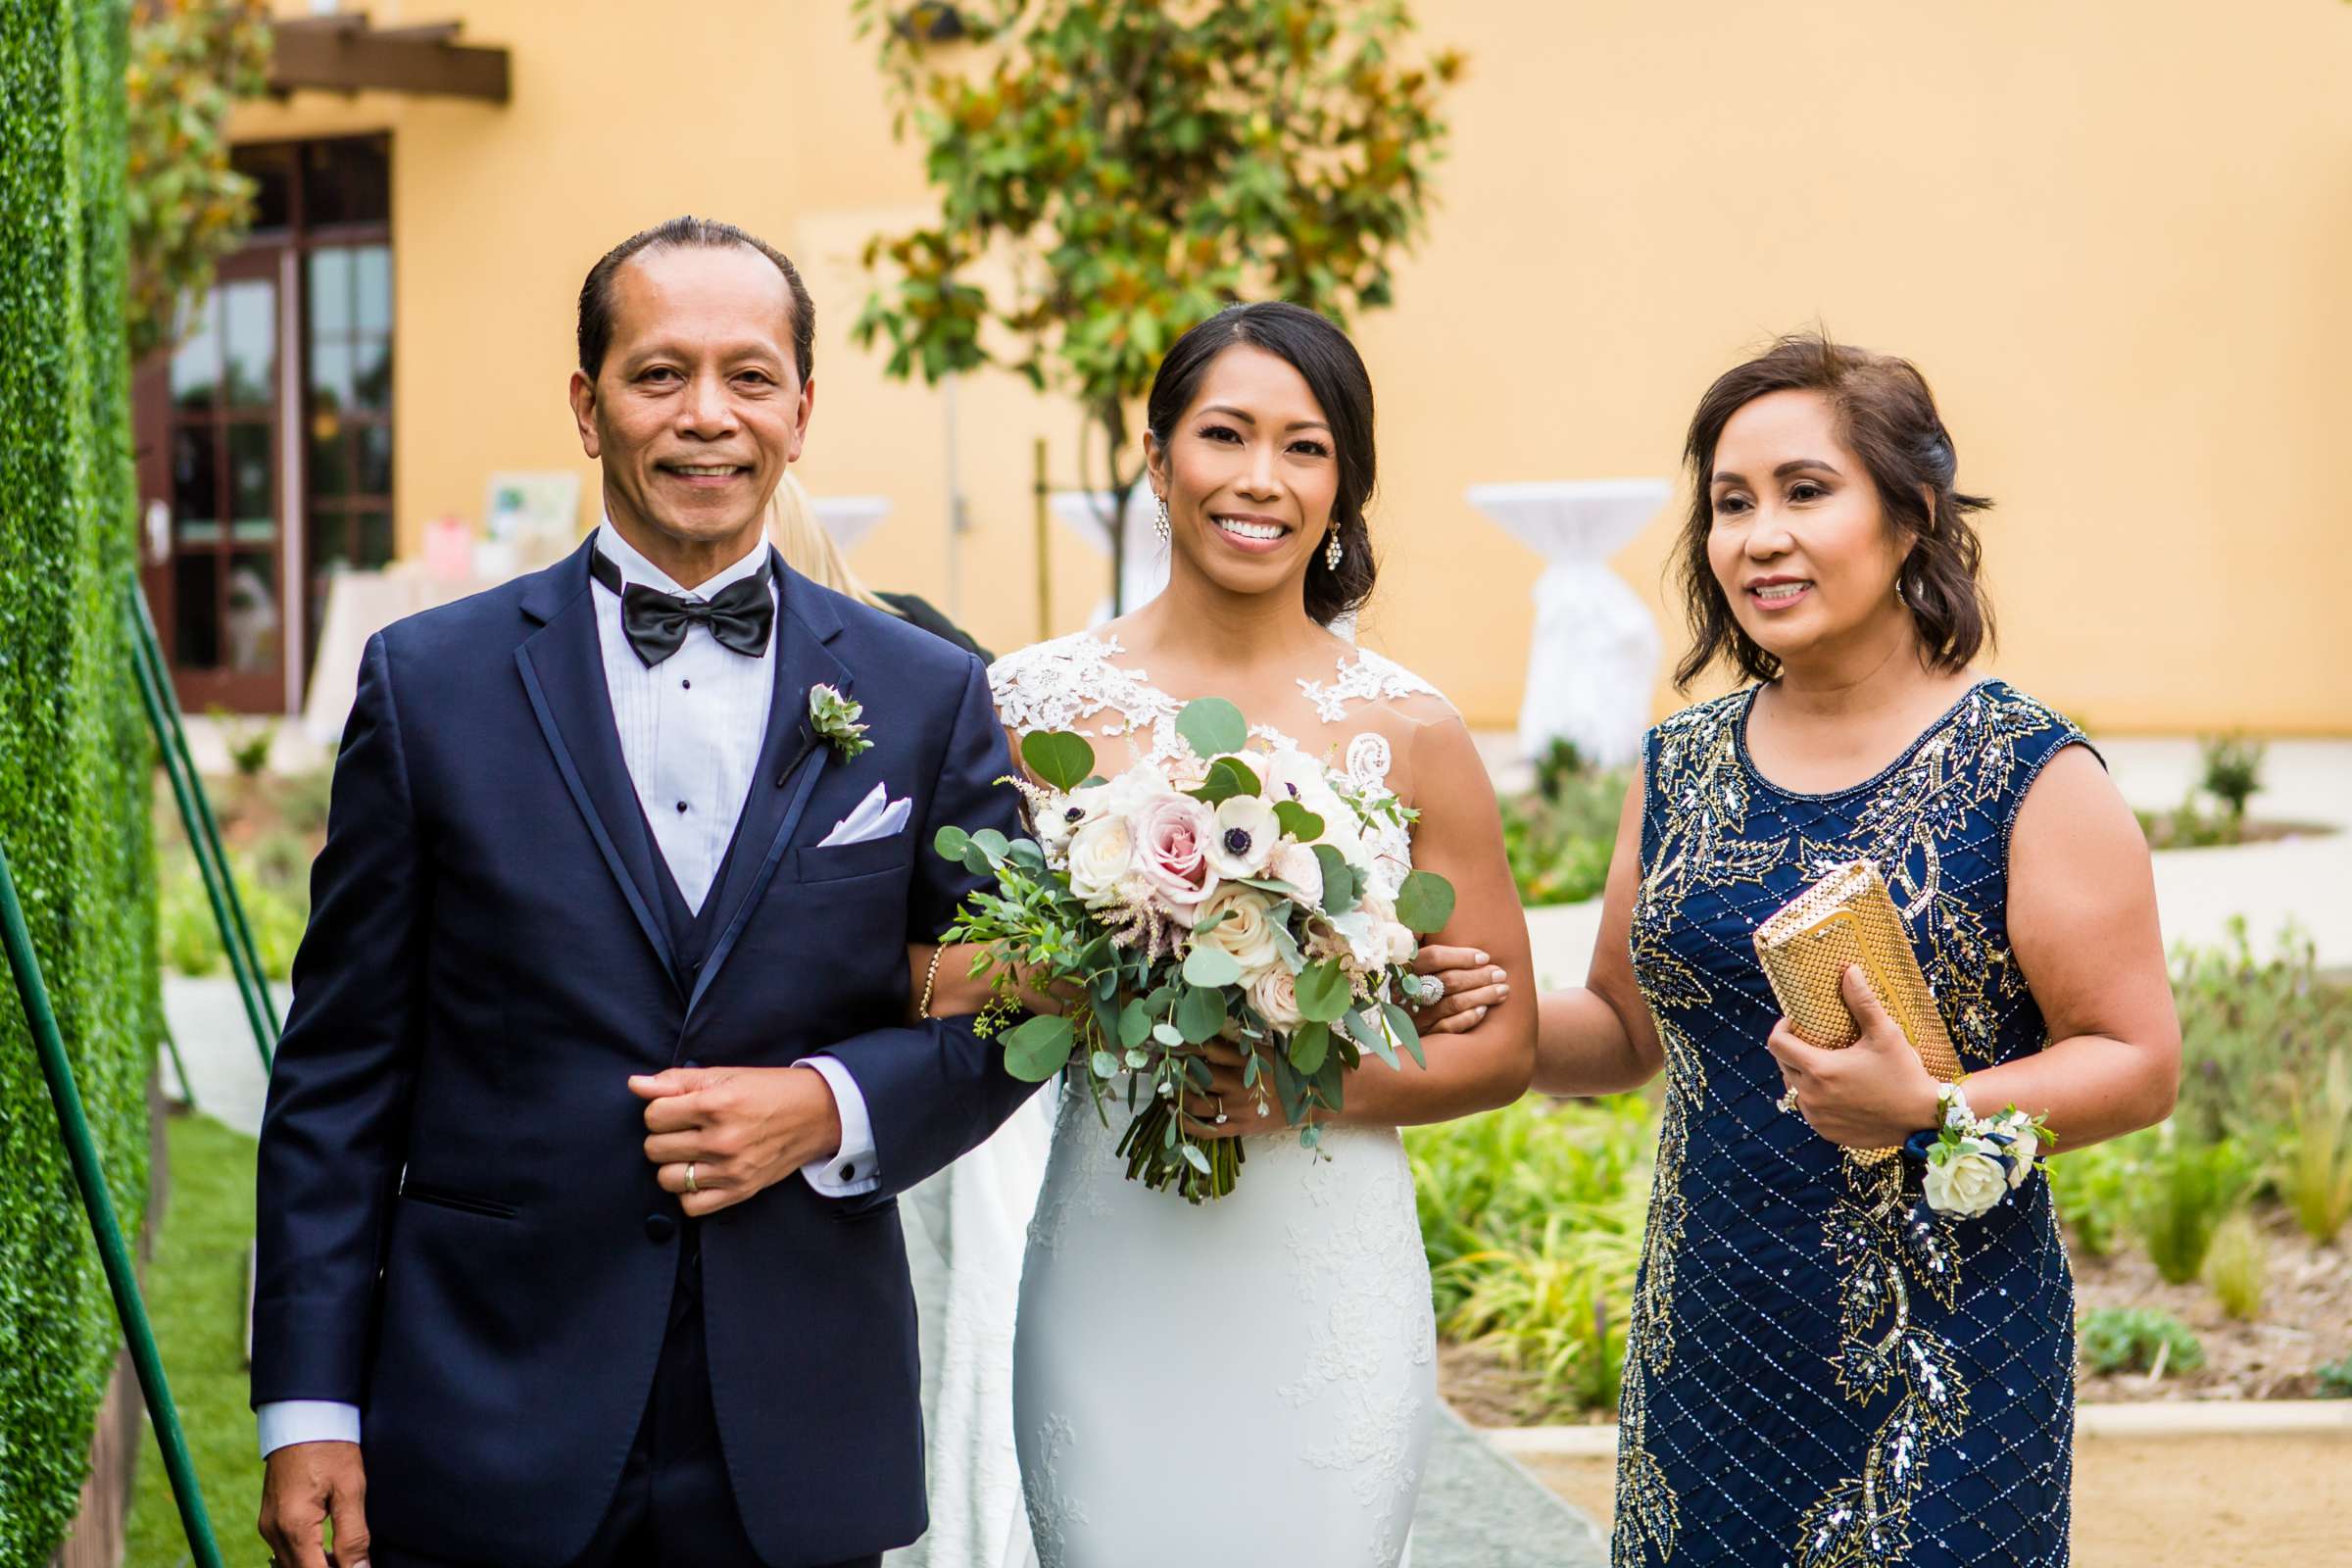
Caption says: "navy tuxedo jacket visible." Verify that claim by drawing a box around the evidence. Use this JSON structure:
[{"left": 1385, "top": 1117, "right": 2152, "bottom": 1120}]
[{"left": 251, "top": 537, "right": 1035, "bottom": 1567}]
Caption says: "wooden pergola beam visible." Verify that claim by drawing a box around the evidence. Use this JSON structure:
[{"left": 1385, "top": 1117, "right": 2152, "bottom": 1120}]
[{"left": 270, "top": 13, "right": 510, "bottom": 104}]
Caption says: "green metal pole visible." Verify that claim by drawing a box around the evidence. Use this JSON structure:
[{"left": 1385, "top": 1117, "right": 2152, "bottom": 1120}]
[
  {"left": 128, "top": 628, "right": 274, "bottom": 1074},
  {"left": 126, "top": 580, "right": 282, "bottom": 1039},
  {"left": 0, "top": 838, "right": 227, "bottom": 1568},
  {"left": 158, "top": 1019, "right": 199, "bottom": 1114}
]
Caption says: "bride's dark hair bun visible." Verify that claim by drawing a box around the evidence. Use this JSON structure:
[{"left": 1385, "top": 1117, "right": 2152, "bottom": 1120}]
[{"left": 1145, "top": 302, "right": 1379, "bottom": 628}]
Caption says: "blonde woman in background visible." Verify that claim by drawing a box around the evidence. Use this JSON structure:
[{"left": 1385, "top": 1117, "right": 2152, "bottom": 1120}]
[
  {"left": 764, "top": 470, "right": 992, "bottom": 663},
  {"left": 765, "top": 469, "right": 1041, "bottom": 1568}
]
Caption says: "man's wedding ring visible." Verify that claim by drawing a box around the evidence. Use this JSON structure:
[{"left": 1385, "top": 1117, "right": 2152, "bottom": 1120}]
[
  {"left": 684, "top": 1162, "right": 700, "bottom": 1195},
  {"left": 1776, "top": 1086, "right": 1801, "bottom": 1114}
]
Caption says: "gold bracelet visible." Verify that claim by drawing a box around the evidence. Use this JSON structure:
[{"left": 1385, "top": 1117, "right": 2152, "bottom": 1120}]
[{"left": 918, "top": 946, "right": 948, "bottom": 1020}]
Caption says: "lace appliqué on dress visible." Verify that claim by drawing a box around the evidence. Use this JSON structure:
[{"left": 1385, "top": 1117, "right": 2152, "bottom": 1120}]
[{"left": 1297, "top": 648, "right": 1443, "bottom": 725}]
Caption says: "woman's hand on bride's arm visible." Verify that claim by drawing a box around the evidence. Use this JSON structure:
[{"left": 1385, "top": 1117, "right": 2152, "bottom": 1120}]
[
  {"left": 1328, "top": 715, "right": 1539, "bottom": 1129},
  {"left": 1408, "top": 945, "right": 1510, "bottom": 1036},
  {"left": 1531, "top": 772, "right": 1666, "bottom": 1098},
  {"left": 1180, "top": 1039, "right": 1304, "bottom": 1141}
]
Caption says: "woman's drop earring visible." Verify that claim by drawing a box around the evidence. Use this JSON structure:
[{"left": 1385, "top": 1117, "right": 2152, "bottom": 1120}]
[
  {"left": 1324, "top": 526, "right": 1344, "bottom": 571},
  {"left": 1153, "top": 494, "right": 1171, "bottom": 544}
]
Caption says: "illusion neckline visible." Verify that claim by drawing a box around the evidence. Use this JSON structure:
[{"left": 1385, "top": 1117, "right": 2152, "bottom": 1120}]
[{"left": 1734, "top": 675, "right": 2000, "bottom": 801}]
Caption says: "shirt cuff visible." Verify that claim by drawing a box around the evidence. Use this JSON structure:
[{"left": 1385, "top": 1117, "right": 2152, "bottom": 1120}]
[
  {"left": 259, "top": 1399, "right": 362, "bottom": 1459},
  {"left": 798, "top": 1054, "right": 880, "bottom": 1197}
]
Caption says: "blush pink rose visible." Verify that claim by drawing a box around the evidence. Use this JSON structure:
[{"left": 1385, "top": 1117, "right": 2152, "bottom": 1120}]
[{"left": 1133, "top": 794, "right": 1220, "bottom": 917}]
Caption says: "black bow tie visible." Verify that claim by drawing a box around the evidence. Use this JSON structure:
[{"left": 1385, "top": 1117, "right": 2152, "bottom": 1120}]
[{"left": 589, "top": 544, "right": 774, "bottom": 666}]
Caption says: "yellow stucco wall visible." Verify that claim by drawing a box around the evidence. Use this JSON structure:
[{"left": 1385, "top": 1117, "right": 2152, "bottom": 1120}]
[{"left": 234, "top": 0, "right": 2352, "bottom": 734}]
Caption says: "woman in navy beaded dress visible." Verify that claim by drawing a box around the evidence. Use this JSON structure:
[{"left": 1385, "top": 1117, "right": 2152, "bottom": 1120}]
[{"left": 1415, "top": 335, "right": 2180, "bottom": 1565}]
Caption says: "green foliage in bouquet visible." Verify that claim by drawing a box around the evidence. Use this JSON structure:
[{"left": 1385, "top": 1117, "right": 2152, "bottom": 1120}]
[{"left": 941, "top": 698, "right": 1453, "bottom": 1201}]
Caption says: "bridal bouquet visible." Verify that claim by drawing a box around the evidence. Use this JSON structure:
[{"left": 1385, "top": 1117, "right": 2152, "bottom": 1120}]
[{"left": 934, "top": 698, "right": 1455, "bottom": 1202}]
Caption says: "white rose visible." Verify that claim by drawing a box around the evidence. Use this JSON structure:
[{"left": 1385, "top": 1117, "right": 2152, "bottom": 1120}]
[
  {"left": 1995, "top": 1112, "right": 2039, "bottom": 1189},
  {"left": 1249, "top": 963, "right": 1303, "bottom": 1028},
  {"left": 1065, "top": 815, "right": 1136, "bottom": 906},
  {"left": 1923, "top": 1140, "right": 2008, "bottom": 1217},
  {"left": 1191, "top": 885, "right": 1283, "bottom": 977},
  {"left": 1205, "top": 793, "right": 1281, "bottom": 880},
  {"left": 1259, "top": 749, "right": 1326, "bottom": 807},
  {"left": 1325, "top": 908, "right": 1391, "bottom": 974},
  {"left": 1270, "top": 841, "right": 1324, "bottom": 907},
  {"left": 1384, "top": 921, "right": 1419, "bottom": 967}
]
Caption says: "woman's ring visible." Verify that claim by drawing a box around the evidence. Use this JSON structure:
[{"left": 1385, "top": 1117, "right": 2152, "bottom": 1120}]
[
  {"left": 1776, "top": 1086, "right": 1801, "bottom": 1114},
  {"left": 684, "top": 1162, "right": 700, "bottom": 1194}
]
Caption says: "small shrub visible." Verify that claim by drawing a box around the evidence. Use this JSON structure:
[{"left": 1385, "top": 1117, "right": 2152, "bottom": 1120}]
[
  {"left": 2202, "top": 1208, "right": 2267, "bottom": 1322},
  {"left": 1498, "top": 767, "right": 1627, "bottom": 907},
  {"left": 2170, "top": 921, "right": 2348, "bottom": 1155},
  {"left": 2079, "top": 1305, "right": 2205, "bottom": 1378},
  {"left": 2048, "top": 1135, "right": 2139, "bottom": 1258},
  {"left": 2197, "top": 733, "right": 2267, "bottom": 828},
  {"left": 278, "top": 765, "right": 334, "bottom": 835},
  {"left": 2315, "top": 1357, "right": 2352, "bottom": 1399},
  {"left": 2280, "top": 1048, "right": 2352, "bottom": 1244},
  {"left": 1533, "top": 736, "right": 1589, "bottom": 803},
  {"left": 2129, "top": 1126, "right": 2254, "bottom": 1285}
]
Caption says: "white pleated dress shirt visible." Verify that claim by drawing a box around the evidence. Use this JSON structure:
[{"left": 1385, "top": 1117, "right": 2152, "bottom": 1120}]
[{"left": 258, "top": 525, "right": 878, "bottom": 1458}]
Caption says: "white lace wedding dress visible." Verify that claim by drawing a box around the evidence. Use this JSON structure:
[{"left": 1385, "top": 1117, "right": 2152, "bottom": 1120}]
[{"left": 969, "top": 630, "right": 1447, "bottom": 1568}]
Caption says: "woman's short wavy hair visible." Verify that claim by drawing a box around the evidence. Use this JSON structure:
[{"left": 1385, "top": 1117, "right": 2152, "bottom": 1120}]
[{"left": 1673, "top": 331, "right": 1995, "bottom": 691}]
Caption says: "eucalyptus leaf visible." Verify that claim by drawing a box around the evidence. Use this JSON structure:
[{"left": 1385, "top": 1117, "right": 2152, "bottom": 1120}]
[
  {"left": 934, "top": 825, "right": 971, "bottom": 861},
  {"left": 1311, "top": 845, "right": 1359, "bottom": 913},
  {"left": 1175, "top": 697, "right": 1248, "bottom": 759},
  {"left": 1119, "top": 1001, "right": 1152, "bottom": 1050},
  {"left": 1295, "top": 959, "right": 1352, "bottom": 1024},
  {"left": 1182, "top": 943, "right": 1243, "bottom": 988},
  {"left": 1288, "top": 1019, "right": 1331, "bottom": 1075},
  {"left": 1272, "top": 800, "right": 1324, "bottom": 843},
  {"left": 999, "top": 1014, "right": 1075, "bottom": 1082},
  {"left": 1382, "top": 1002, "right": 1426, "bottom": 1068},
  {"left": 1395, "top": 869, "right": 1457, "bottom": 935},
  {"left": 971, "top": 828, "right": 1010, "bottom": 861},
  {"left": 1152, "top": 1021, "right": 1185, "bottom": 1049},
  {"left": 1021, "top": 729, "right": 1097, "bottom": 791},
  {"left": 1090, "top": 1050, "right": 1120, "bottom": 1078},
  {"left": 1176, "top": 983, "right": 1227, "bottom": 1043},
  {"left": 1180, "top": 1143, "right": 1213, "bottom": 1175}
]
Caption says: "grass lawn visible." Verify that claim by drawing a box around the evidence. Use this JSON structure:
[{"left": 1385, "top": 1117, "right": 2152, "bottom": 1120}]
[{"left": 126, "top": 1109, "right": 260, "bottom": 1568}]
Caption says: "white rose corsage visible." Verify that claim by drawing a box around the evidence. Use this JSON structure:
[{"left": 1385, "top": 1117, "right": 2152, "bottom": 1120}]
[{"left": 1904, "top": 1081, "right": 2051, "bottom": 1219}]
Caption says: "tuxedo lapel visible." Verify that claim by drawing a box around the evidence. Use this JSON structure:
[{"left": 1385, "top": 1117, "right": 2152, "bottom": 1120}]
[
  {"left": 688, "top": 553, "right": 852, "bottom": 1017},
  {"left": 514, "top": 543, "right": 681, "bottom": 994}
]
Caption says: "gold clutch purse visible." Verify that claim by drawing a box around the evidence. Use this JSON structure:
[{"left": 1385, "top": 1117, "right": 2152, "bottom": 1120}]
[{"left": 1752, "top": 859, "right": 1961, "bottom": 1162}]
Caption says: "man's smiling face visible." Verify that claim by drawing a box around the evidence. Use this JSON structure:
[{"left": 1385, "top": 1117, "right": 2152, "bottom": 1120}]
[{"left": 569, "top": 241, "right": 811, "bottom": 564}]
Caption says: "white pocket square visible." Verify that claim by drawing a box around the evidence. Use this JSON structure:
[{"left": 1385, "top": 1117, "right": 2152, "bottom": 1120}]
[{"left": 817, "top": 781, "right": 913, "bottom": 848}]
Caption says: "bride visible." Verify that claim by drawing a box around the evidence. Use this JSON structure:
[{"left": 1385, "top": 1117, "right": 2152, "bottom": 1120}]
[{"left": 915, "top": 301, "right": 1536, "bottom": 1568}]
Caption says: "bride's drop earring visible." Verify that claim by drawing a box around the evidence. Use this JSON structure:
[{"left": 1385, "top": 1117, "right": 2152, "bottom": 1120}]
[
  {"left": 1153, "top": 494, "right": 1171, "bottom": 544},
  {"left": 1324, "top": 526, "right": 1344, "bottom": 571}
]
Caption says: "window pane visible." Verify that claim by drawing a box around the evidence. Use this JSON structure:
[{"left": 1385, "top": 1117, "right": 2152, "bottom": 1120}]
[
  {"left": 309, "top": 424, "right": 350, "bottom": 499},
  {"left": 233, "top": 143, "right": 294, "bottom": 232},
  {"left": 171, "top": 291, "right": 220, "bottom": 410},
  {"left": 224, "top": 552, "right": 280, "bottom": 673},
  {"left": 352, "top": 336, "right": 391, "bottom": 413},
  {"left": 354, "top": 244, "right": 391, "bottom": 334},
  {"left": 221, "top": 280, "right": 276, "bottom": 410},
  {"left": 357, "top": 511, "right": 394, "bottom": 568},
  {"left": 308, "top": 247, "right": 352, "bottom": 336},
  {"left": 173, "top": 553, "right": 220, "bottom": 667},
  {"left": 172, "top": 426, "right": 218, "bottom": 529},
  {"left": 305, "top": 137, "right": 390, "bottom": 226},
  {"left": 310, "top": 339, "right": 352, "bottom": 416},
  {"left": 227, "top": 421, "right": 274, "bottom": 542},
  {"left": 355, "top": 422, "right": 392, "bottom": 495}
]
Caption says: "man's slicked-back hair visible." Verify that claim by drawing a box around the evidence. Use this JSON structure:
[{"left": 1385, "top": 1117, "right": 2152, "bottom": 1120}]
[{"left": 576, "top": 216, "right": 815, "bottom": 383}]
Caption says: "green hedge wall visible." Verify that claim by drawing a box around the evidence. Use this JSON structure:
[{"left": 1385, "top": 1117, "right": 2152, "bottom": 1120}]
[{"left": 0, "top": 3, "right": 165, "bottom": 1563}]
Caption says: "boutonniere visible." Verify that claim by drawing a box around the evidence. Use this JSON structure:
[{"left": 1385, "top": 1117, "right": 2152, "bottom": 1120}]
[{"left": 808, "top": 683, "right": 872, "bottom": 761}]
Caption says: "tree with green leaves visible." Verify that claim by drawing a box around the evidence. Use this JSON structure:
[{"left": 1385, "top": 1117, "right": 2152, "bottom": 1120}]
[
  {"left": 123, "top": 0, "right": 271, "bottom": 359},
  {"left": 851, "top": 0, "right": 1460, "bottom": 612}
]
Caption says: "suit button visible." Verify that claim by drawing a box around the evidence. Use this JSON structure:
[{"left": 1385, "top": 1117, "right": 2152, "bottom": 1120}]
[{"left": 645, "top": 1213, "right": 676, "bottom": 1244}]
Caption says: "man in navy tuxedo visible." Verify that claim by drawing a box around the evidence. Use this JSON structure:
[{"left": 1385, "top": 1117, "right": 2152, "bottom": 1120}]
[{"left": 252, "top": 217, "right": 1033, "bottom": 1568}]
